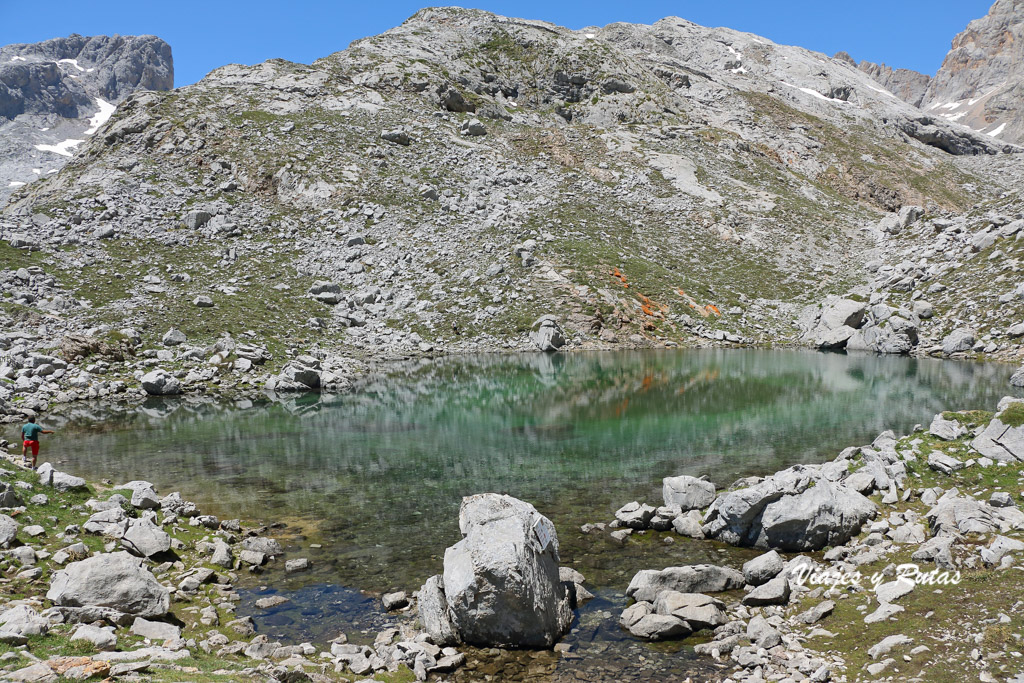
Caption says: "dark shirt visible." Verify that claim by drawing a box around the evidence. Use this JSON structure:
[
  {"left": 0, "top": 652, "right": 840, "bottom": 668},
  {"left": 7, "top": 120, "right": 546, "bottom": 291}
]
[{"left": 22, "top": 423, "right": 43, "bottom": 441}]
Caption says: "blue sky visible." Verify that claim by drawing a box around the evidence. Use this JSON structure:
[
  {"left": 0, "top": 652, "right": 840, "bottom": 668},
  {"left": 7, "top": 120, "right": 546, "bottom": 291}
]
[{"left": 1, "top": 1, "right": 995, "bottom": 87}]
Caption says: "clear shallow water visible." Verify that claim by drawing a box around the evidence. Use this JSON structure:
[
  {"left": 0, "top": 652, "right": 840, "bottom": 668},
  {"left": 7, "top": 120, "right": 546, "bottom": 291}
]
[{"left": 41, "top": 349, "right": 1022, "bottom": 678}]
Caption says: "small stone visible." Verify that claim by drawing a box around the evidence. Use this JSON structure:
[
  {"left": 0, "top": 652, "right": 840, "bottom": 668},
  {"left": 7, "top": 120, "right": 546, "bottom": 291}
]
[
  {"left": 284, "top": 558, "right": 310, "bottom": 573},
  {"left": 382, "top": 591, "right": 409, "bottom": 611}
]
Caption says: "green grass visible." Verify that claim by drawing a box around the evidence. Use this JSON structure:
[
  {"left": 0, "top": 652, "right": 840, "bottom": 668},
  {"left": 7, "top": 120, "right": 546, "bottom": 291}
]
[{"left": 999, "top": 403, "right": 1024, "bottom": 428}]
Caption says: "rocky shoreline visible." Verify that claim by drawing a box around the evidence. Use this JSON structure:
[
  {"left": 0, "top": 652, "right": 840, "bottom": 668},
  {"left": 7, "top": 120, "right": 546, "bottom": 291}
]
[
  {"left": 589, "top": 396, "right": 1024, "bottom": 682},
  {"left": 0, "top": 455, "right": 469, "bottom": 682},
  {"left": 4, "top": 388, "right": 1024, "bottom": 682}
]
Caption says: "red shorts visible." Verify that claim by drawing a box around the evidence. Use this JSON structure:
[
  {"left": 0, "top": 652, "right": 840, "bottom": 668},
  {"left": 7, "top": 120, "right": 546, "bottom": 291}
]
[{"left": 23, "top": 440, "right": 39, "bottom": 456}]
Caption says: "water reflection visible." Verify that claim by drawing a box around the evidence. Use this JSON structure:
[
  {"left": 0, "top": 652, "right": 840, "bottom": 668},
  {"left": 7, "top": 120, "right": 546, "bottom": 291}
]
[{"left": 46, "top": 349, "right": 1019, "bottom": 596}]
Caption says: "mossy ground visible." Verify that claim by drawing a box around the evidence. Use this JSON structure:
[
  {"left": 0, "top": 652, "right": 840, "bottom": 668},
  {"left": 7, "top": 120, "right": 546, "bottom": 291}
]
[{"left": 786, "top": 420, "right": 1024, "bottom": 681}]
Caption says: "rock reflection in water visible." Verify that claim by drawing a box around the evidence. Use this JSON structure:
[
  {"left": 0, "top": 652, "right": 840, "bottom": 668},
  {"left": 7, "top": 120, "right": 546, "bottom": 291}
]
[{"left": 49, "top": 349, "right": 1019, "bottom": 597}]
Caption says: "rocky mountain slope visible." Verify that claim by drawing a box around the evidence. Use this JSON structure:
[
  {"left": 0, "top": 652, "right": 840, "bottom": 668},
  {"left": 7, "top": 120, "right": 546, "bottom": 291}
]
[
  {"left": 850, "top": 0, "right": 1024, "bottom": 144},
  {"left": 0, "top": 7, "right": 1023, "bottom": 410},
  {"left": 0, "top": 33, "right": 173, "bottom": 201},
  {"left": 922, "top": 0, "right": 1024, "bottom": 144}
]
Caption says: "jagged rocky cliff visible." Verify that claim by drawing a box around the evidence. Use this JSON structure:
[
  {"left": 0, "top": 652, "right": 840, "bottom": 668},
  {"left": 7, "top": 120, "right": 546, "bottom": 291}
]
[
  {"left": 0, "top": 8, "right": 1022, "bottom": 409},
  {"left": 850, "top": 0, "right": 1024, "bottom": 144},
  {"left": 0, "top": 33, "right": 173, "bottom": 200}
]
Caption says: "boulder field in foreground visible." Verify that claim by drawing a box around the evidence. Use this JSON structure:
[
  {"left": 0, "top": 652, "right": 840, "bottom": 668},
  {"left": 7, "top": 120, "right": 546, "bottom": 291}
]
[{"left": 419, "top": 493, "right": 572, "bottom": 648}]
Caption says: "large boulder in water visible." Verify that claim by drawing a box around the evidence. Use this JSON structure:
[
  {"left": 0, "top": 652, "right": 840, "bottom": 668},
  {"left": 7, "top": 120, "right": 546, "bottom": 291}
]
[
  {"left": 434, "top": 493, "right": 572, "bottom": 648},
  {"left": 702, "top": 467, "right": 876, "bottom": 551},
  {"left": 46, "top": 552, "right": 169, "bottom": 618}
]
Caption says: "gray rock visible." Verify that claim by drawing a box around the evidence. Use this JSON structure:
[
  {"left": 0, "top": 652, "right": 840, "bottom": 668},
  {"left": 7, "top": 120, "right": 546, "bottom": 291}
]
[
  {"left": 741, "top": 575, "right": 790, "bottom": 606},
  {"left": 382, "top": 591, "right": 409, "bottom": 611},
  {"left": 0, "top": 605, "right": 48, "bottom": 637},
  {"left": 928, "top": 451, "right": 966, "bottom": 475},
  {"left": 758, "top": 481, "right": 876, "bottom": 551},
  {"left": 442, "top": 493, "right": 571, "bottom": 648},
  {"left": 82, "top": 506, "right": 127, "bottom": 534},
  {"left": 460, "top": 118, "right": 486, "bottom": 136},
  {"left": 130, "top": 487, "right": 160, "bottom": 509},
  {"left": 618, "top": 600, "right": 652, "bottom": 629},
  {"left": 530, "top": 317, "right": 565, "bottom": 352},
  {"left": 747, "top": 614, "right": 781, "bottom": 648},
  {"left": 972, "top": 405, "right": 1024, "bottom": 462},
  {"left": 671, "top": 513, "right": 705, "bottom": 538},
  {"left": 843, "top": 471, "right": 877, "bottom": 494},
  {"left": 864, "top": 603, "right": 904, "bottom": 624},
  {"left": 653, "top": 591, "right": 726, "bottom": 630},
  {"left": 912, "top": 535, "right": 956, "bottom": 567},
  {"left": 418, "top": 574, "right": 458, "bottom": 647},
  {"left": 889, "top": 523, "right": 927, "bottom": 544},
  {"left": 627, "top": 613, "right": 691, "bottom": 640},
  {"left": 942, "top": 327, "right": 976, "bottom": 355},
  {"left": 284, "top": 558, "right": 310, "bottom": 573},
  {"left": 797, "top": 599, "right": 835, "bottom": 624},
  {"left": 990, "top": 492, "right": 1015, "bottom": 507},
  {"left": 614, "top": 501, "right": 655, "bottom": 529},
  {"left": 819, "top": 299, "right": 867, "bottom": 331},
  {"left": 161, "top": 328, "right": 187, "bottom": 346},
  {"left": 70, "top": 624, "right": 117, "bottom": 651},
  {"left": 46, "top": 551, "right": 170, "bottom": 617},
  {"left": 4, "top": 662, "right": 55, "bottom": 681},
  {"left": 929, "top": 414, "right": 966, "bottom": 441},
  {"left": 37, "top": 463, "right": 88, "bottom": 492},
  {"left": 927, "top": 496, "right": 1024, "bottom": 536},
  {"left": 662, "top": 475, "right": 716, "bottom": 511},
  {"left": 130, "top": 616, "right": 180, "bottom": 641},
  {"left": 239, "top": 549, "right": 265, "bottom": 566},
  {"left": 121, "top": 517, "right": 171, "bottom": 558},
  {"left": 982, "top": 535, "right": 1024, "bottom": 564},
  {"left": 0, "top": 514, "right": 18, "bottom": 546},
  {"left": 184, "top": 210, "right": 212, "bottom": 230},
  {"left": 140, "top": 370, "right": 182, "bottom": 396},
  {"left": 626, "top": 564, "right": 744, "bottom": 602},
  {"left": 875, "top": 578, "right": 914, "bottom": 604},
  {"left": 701, "top": 465, "right": 818, "bottom": 546},
  {"left": 0, "top": 483, "right": 24, "bottom": 507},
  {"left": 381, "top": 129, "right": 411, "bottom": 146},
  {"left": 868, "top": 634, "right": 913, "bottom": 659},
  {"left": 210, "top": 539, "right": 233, "bottom": 568},
  {"left": 240, "top": 536, "right": 282, "bottom": 556},
  {"left": 742, "top": 550, "right": 784, "bottom": 586},
  {"left": 815, "top": 324, "right": 857, "bottom": 350}
]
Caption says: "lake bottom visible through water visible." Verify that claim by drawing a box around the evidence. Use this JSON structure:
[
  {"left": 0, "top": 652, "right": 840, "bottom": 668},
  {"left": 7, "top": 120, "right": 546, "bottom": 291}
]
[{"left": 45, "top": 349, "right": 1023, "bottom": 680}]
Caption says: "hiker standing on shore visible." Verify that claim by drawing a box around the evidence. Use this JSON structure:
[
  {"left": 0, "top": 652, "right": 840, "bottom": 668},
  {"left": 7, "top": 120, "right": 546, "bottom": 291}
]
[{"left": 21, "top": 416, "right": 53, "bottom": 471}]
